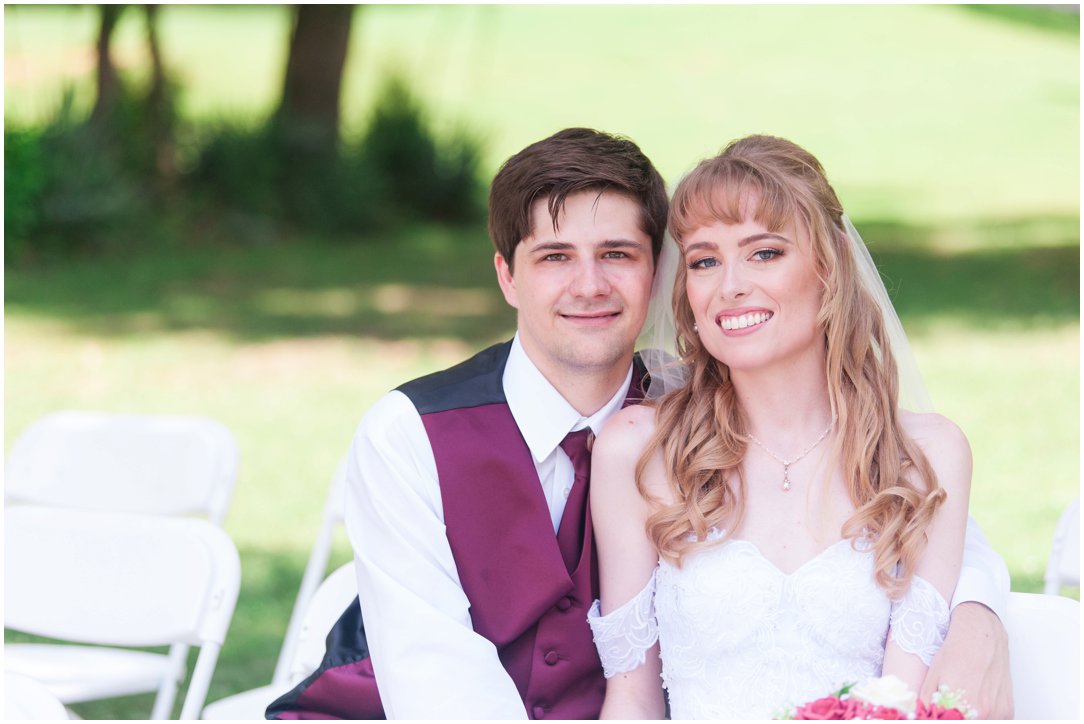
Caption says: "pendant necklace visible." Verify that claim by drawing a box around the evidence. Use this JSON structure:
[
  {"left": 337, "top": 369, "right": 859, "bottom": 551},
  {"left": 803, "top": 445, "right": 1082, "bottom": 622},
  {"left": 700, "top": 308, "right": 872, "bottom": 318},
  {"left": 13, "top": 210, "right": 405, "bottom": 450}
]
[{"left": 746, "top": 416, "right": 837, "bottom": 491}]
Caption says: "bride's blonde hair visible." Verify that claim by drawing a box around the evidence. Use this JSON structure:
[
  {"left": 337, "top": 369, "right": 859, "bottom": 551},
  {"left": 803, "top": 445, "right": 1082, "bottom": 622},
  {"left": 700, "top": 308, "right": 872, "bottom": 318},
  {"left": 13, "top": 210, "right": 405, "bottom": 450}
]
[{"left": 639, "top": 135, "right": 944, "bottom": 597}]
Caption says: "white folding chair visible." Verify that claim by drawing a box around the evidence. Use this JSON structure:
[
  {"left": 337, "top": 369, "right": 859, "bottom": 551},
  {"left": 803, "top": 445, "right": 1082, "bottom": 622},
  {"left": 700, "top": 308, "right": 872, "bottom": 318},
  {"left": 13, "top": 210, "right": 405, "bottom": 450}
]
[
  {"left": 3, "top": 671, "right": 70, "bottom": 720},
  {"left": 200, "top": 562, "right": 358, "bottom": 720},
  {"left": 4, "top": 506, "right": 242, "bottom": 721},
  {"left": 5, "top": 410, "right": 239, "bottom": 523},
  {"left": 271, "top": 457, "right": 347, "bottom": 684},
  {"left": 1003, "top": 591, "right": 1080, "bottom": 719},
  {"left": 200, "top": 460, "right": 348, "bottom": 719},
  {"left": 5, "top": 410, "right": 240, "bottom": 717},
  {"left": 1043, "top": 497, "right": 1080, "bottom": 595}
]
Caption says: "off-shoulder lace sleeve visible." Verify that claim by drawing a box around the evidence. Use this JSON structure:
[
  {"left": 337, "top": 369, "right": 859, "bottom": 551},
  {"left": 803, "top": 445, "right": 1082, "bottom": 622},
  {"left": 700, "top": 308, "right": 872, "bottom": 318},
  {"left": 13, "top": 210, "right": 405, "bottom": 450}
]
[
  {"left": 586, "top": 569, "right": 659, "bottom": 678},
  {"left": 889, "top": 574, "right": 950, "bottom": 666}
]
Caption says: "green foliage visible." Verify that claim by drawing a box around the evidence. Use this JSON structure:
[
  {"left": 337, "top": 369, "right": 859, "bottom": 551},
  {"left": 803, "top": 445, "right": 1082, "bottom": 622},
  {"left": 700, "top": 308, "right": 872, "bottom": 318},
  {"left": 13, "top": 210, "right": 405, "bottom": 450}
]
[
  {"left": 3, "top": 126, "right": 46, "bottom": 259},
  {"left": 189, "top": 123, "right": 281, "bottom": 217},
  {"left": 189, "top": 74, "right": 485, "bottom": 235},
  {"left": 190, "top": 118, "right": 381, "bottom": 231},
  {"left": 358, "top": 75, "right": 485, "bottom": 223},
  {"left": 7, "top": 63, "right": 484, "bottom": 262},
  {"left": 190, "top": 120, "right": 378, "bottom": 234},
  {"left": 3, "top": 113, "right": 140, "bottom": 261},
  {"left": 3, "top": 77, "right": 185, "bottom": 263}
]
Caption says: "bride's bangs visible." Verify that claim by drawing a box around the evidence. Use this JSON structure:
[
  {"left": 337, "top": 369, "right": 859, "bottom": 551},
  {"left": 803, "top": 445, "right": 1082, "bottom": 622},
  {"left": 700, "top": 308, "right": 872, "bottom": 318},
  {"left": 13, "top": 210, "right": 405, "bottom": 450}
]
[{"left": 671, "top": 162, "right": 803, "bottom": 245}]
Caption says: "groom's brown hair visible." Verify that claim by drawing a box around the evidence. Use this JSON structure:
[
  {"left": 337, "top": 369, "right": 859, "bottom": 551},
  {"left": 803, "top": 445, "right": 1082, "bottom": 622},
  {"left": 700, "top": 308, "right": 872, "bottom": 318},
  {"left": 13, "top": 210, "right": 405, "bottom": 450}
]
[{"left": 488, "top": 127, "right": 668, "bottom": 272}]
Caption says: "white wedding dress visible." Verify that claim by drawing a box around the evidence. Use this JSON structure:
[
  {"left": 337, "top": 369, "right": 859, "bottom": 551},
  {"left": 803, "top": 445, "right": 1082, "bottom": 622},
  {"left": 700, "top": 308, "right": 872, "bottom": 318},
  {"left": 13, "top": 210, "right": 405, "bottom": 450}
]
[{"left": 588, "top": 529, "right": 949, "bottom": 719}]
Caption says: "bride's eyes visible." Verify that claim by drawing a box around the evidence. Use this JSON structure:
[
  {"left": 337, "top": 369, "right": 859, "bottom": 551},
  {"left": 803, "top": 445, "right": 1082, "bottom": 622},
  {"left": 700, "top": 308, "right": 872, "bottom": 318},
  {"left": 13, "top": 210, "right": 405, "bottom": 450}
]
[
  {"left": 751, "top": 248, "right": 783, "bottom": 262},
  {"left": 688, "top": 256, "right": 720, "bottom": 270},
  {"left": 688, "top": 249, "right": 783, "bottom": 269}
]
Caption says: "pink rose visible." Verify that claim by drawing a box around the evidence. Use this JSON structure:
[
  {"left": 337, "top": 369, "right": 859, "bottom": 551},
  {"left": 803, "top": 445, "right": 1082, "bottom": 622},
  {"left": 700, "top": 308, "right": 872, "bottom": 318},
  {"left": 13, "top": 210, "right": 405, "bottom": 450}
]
[
  {"left": 915, "top": 701, "right": 966, "bottom": 720},
  {"left": 866, "top": 705, "right": 906, "bottom": 719},
  {"left": 839, "top": 699, "right": 870, "bottom": 719},
  {"left": 795, "top": 696, "right": 848, "bottom": 719}
]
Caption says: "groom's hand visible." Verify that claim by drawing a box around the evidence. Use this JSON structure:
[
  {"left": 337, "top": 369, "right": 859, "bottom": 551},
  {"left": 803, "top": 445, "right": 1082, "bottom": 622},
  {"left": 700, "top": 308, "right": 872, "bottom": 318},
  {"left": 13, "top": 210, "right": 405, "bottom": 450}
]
[{"left": 920, "top": 601, "right": 1012, "bottom": 719}]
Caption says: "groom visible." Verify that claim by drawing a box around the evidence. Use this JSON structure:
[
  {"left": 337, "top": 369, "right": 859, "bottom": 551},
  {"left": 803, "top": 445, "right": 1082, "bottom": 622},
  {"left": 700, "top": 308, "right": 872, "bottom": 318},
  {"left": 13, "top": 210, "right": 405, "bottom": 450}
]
[{"left": 268, "top": 128, "right": 1012, "bottom": 720}]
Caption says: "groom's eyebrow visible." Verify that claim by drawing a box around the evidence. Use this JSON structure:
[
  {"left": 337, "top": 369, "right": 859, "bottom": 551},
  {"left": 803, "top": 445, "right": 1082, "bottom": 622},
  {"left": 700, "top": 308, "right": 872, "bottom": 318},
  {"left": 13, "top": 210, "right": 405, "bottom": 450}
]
[
  {"left": 528, "top": 239, "right": 646, "bottom": 252},
  {"left": 599, "top": 238, "right": 648, "bottom": 251}
]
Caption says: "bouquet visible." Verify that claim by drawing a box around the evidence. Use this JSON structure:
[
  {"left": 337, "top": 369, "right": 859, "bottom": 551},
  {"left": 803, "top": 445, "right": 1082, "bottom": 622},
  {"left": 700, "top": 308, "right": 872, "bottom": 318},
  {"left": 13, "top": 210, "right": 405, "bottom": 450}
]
[{"left": 780, "top": 674, "right": 976, "bottom": 720}]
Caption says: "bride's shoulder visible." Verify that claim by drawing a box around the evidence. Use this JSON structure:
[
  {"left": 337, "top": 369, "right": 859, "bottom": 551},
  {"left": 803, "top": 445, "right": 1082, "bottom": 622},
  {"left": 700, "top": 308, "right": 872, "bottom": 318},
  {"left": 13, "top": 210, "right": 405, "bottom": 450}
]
[
  {"left": 595, "top": 403, "right": 658, "bottom": 457},
  {"left": 897, "top": 409, "right": 968, "bottom": 449},
  {"left": 897, "top": 409, "right": 972, "bottom": 492},
  {"left": 592, "top": 403, "right": 672, "bottom": 506}
]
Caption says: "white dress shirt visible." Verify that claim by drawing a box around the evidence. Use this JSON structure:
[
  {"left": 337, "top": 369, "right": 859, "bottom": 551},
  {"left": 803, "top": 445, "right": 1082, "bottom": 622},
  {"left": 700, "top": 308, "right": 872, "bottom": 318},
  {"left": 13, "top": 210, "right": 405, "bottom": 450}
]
[
  {"left": 957, "top": 516, "right": 1010, "bottom": 617},
  {"left": 343, "top": 336, "right": 1009, "bottom": 719}
]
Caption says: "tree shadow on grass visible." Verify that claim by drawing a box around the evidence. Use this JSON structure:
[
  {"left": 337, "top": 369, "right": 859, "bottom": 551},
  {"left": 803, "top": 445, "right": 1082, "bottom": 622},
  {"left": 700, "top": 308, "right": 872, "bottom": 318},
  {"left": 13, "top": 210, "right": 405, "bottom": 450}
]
[
  {"left": 950, "top": 3, "right": 1080, "bottom": 37},
  {"left": 4, "top": 216, "right": 1078, "bottom": 345},
  {"left": 855, "top": 216, "right": 1078, "bottom": 331},
  {"left": 5, "top": 223, "right": 517, "bottom": 345}
]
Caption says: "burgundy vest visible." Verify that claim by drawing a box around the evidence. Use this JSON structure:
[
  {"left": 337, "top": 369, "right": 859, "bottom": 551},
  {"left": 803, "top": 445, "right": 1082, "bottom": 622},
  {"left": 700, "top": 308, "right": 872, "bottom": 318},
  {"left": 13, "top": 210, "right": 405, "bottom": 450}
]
[{"left": 267, "top": 341, "right": 645, "bottom": 720}]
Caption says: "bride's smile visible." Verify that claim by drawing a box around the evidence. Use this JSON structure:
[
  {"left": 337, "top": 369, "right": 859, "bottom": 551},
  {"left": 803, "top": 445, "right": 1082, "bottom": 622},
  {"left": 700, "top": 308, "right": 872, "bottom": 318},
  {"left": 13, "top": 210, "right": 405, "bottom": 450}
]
[{"left": 716, "top": 308, "right": 772, "bottom": 333}]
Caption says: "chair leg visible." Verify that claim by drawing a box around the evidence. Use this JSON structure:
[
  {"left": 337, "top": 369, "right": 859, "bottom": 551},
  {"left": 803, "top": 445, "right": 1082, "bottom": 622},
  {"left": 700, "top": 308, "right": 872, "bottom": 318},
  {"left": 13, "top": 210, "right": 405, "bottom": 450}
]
[
  {"left": 1044, "top": 520, "right": 1066, "bottom": 595},
  {"left": 152, "top": 643, "right": 190, "bottom": 719},
  {"left": 272, "top": 528, "right": 335, "bottom": 685},
  {"left": 179, "top": 643, "right": 222, "bottom": 720}
]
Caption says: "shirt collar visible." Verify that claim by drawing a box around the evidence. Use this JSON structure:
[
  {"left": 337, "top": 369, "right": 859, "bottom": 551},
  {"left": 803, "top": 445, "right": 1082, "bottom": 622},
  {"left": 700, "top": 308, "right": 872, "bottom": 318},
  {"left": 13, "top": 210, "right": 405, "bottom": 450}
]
[{"left": 504, "top": 334, "right": 634, "bottom": 464}]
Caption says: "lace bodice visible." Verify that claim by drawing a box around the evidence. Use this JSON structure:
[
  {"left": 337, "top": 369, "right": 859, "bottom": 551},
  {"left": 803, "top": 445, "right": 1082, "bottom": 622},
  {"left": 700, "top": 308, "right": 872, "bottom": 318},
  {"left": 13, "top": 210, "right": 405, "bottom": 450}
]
[{"left": 588, "top": 530, "right": 949, "bottom": 719}]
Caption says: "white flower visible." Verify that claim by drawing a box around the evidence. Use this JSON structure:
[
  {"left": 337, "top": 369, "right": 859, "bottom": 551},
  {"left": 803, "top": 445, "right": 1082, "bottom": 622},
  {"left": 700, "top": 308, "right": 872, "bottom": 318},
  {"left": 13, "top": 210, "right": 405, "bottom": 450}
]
[
  {"left": 850, "top": 674, "right": 918, "bottom": 714},
  {"left": 933, "top": 684, "right": 978, "bottom": 719}
]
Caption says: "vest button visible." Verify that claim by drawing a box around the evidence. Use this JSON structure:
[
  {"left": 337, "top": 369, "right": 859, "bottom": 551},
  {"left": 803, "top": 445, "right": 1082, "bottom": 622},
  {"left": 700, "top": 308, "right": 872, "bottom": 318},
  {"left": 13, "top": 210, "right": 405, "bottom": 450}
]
[
  {"left": 543, "top": 650, "right": 559, "bottom": 665},
  {"left": 532, "top": 705, "right": 546, "bottom": 718},
  {"left": 556, "top": 596, "right": 573, "bottom": 611}
]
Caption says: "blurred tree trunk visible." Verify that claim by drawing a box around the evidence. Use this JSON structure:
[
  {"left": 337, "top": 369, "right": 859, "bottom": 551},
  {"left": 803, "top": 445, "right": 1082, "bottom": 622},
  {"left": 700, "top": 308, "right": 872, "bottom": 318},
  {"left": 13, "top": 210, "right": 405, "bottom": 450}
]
[
  {"left": 143, "top": 4, "right": 177, "bottom": 184},
  {"left": 277, "top": 4, "right": 355, "bottom": 156},
  {"left": 90, "top": 4, "right": 124, "bottom": 126}
]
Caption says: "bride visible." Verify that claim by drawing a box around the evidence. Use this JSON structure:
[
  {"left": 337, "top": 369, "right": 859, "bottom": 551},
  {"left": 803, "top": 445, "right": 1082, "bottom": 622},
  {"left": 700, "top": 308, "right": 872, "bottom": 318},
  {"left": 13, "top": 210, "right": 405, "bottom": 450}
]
[{"left": 588, "top": 135, "right": 972, "bottom": 719}]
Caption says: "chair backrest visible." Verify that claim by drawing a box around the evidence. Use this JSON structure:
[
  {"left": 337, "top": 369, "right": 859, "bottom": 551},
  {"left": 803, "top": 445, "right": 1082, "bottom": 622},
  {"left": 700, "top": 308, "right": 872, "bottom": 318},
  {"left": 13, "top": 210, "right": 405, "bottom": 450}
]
[
  {"left": 5, "top": 410, "right": 239, "bottom": 524},
  {"left": 271, "top": 457, "right": 348, "bottom": 684},
  {"left": 1003, "top": 591, "right": 1080, "bottom": 719},
  {"left": 289, "top": 562, "right": 359, "bottom": 681},
  {"left": 5, "top": 506, "right": 241, "bottom": 720},
  {"left": 5, "top": 505, "right": 241, "bottom": 648},
  {"left": 1044, "top": 497, "right": 1080, "bottom": 595}
]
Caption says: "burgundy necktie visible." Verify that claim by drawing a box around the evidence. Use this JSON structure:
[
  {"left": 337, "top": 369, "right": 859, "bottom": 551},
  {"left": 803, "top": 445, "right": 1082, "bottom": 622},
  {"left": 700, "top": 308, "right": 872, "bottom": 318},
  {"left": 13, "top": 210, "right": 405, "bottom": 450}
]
[{"left": 556, "top": 428, "right": 594, "bottom": 572}]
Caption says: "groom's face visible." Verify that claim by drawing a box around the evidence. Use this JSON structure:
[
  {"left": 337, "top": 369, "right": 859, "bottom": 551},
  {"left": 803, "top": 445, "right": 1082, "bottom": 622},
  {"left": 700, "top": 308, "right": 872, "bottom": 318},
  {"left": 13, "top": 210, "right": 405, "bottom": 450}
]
[{"left": 494, "top": 189, "right": 655, "bottom": 384}]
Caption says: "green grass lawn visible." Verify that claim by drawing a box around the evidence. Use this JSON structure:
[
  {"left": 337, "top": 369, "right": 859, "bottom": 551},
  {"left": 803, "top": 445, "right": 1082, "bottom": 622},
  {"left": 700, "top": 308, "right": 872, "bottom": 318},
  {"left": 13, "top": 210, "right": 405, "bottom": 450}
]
[{"left": 3, "top": 3, "right": 1078, "bottom": 719}]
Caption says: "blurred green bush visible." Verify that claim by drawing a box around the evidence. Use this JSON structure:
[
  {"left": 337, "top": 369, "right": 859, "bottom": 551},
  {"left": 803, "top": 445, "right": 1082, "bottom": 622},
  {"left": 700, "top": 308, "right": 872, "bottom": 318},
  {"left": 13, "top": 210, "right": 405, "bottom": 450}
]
[
  {"left": 5, "top": 73, "right": 487, "bottom": 263},
  {"left": 358, "top": 75, "right": 485, "bottom": 224},
  {"left": 189, "top": 73, "right": 485, "bottom": 234},
  {"left": 4, "top": 126, "right": 46, "bottom": 258},
  {"left": 4, "top": 87, "right": 161, "bottom": 262}
]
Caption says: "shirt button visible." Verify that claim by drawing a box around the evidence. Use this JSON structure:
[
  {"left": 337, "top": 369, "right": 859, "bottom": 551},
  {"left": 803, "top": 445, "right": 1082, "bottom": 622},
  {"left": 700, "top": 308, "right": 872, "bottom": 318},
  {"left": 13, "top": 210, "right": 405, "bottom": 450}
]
[
  {"left": 544, "top": 650, "right": 559, "bottom": 666},
  {"left": 532, "top": 705, "right": 546, "bottom": 718},
  {"left": 563, "top": 487, "right": 571, "bottom": 498},
  {"left": 556, "top": 596, "right": 572, "bottom": 611}
]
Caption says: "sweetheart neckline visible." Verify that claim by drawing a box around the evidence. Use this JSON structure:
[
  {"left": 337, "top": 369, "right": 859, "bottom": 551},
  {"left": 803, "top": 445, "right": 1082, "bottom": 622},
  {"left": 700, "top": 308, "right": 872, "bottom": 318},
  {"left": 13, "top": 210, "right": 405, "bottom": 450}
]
[{"left": 682, "top": 530, "right": 866, "bottom": 578}]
